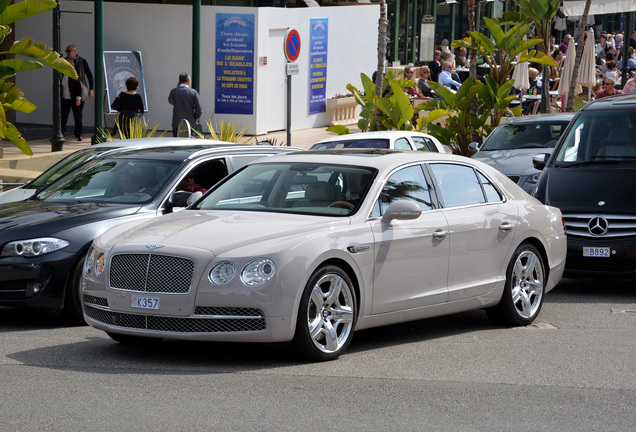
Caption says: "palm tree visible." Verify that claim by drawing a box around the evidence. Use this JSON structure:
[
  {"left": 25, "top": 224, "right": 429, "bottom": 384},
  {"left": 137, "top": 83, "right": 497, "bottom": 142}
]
[
  {"left": 566, "top": 0, "right": 593, "bottom": 112},
  {"left": 374, "top": 0, "right": 389, "bottom": 131}
]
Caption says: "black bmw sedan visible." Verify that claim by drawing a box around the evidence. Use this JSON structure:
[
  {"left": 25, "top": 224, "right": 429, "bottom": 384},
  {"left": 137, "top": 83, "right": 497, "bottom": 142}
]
[{"left": 0, "top": 142, "right": 299, "bottom": 320}]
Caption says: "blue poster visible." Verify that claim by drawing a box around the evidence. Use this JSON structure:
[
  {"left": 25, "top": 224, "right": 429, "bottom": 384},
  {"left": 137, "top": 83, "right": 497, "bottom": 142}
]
[
  {"left": 309, "top": 18, "right": 328, "bottom": 114},
  {"left": 215, "top": 13, "right": 255, "bottom": 115}
]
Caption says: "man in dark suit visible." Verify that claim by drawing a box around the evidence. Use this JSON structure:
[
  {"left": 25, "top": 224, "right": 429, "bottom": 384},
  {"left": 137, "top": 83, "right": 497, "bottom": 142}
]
[
  {"left": 61, "top": 44, "right": 94, "bottom": 141},
  {"left": 168, "top": 73, "right": 202, "bottom": 137}
]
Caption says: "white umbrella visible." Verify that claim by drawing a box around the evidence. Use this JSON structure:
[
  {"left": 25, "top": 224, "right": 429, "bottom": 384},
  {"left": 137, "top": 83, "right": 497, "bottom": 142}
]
[
  {"left": 557, "top": 37, "right": 577, "bottom": 96},
  {"left": 512, "top": 62, "right": 529, "bottom": 90},
  {"left": 578, "top": 29, "right": 597, "bottom": 87},
  {"left": 512, "top": 36, "right": 529, "bottom": 90}
]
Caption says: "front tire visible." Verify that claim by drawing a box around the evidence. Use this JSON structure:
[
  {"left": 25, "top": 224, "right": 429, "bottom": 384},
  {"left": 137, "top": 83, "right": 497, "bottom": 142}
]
[
  {"left": 487, "top": 243, "right": 545, "bottom": 326},
  {"left": 63, "top": 253, "right": 87, "bottom": 324},
  {"left": 292, "top": 265, "right": 357, "bottom": 361}
]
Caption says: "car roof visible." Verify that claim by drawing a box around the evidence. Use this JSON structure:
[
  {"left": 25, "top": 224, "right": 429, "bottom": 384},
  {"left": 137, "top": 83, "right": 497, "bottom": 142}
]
[
  {"left": 89, "top": 142, "right": 302, "bottom": 162},
  {"left": 579, "top": 93, "right": 636, "bottom": 111},
  {"left": 249, "top": 148, "right": 467, "bottom": 169},
  {"left": 499, "top": 113, "right": 575, "bottom": 125},
  {"left": 314, "top": 131, "right": 434, "bottom": 143}
]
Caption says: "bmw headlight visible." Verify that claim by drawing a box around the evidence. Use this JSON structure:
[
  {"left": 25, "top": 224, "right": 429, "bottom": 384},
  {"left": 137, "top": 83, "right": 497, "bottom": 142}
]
[
  {"left": 209, "top": 261, "right": 236, "bottom": 285},
  {"left": 1, "top": 237, "right": 70, "bottom": 257},
  {"left": 241, "top": 258, "right": 275, "bottom": 287}
]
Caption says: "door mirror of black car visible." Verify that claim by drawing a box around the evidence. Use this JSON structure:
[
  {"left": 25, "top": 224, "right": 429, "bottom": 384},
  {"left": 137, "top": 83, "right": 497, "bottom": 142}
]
[
  {"left": 532, "top": 153, "right": 550, "bottom": 170},
  {"left": 468, "top": 142, "right": 480, "bottom": 156},
  {"left": 381, "top": 200, "right": 422, "bottom": 223}
]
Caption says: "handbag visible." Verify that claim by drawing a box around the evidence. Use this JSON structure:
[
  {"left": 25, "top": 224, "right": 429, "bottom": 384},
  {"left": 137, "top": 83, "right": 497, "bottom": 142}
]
[{"left": 80, "top": 81, "right": 89, "bottom": 102}]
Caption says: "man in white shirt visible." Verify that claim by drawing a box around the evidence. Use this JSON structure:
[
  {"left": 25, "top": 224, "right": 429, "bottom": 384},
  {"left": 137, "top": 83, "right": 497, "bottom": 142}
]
[{"left": 438, "top": 62, "right": 462, "bottom": 90}]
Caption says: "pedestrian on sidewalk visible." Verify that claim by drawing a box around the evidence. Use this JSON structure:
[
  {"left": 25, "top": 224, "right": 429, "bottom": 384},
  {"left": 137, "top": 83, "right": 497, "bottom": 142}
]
[
  {"left": 111, "top": 76, "right": 145, "bottom": 138},
  {"left": 61, "top": 44, "right": 94, "bottom": 141},
  {"left": 168, "top": 73, "right": 202, "bottom": 137}
]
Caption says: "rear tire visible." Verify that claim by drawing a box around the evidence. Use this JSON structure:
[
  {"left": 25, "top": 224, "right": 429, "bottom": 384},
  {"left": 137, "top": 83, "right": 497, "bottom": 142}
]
[
  {"left": 292, "top": 265, "right": 357, "bottom": 361},
  {"left": 487, "top": 243, "right": 545, "bottom": 326}
]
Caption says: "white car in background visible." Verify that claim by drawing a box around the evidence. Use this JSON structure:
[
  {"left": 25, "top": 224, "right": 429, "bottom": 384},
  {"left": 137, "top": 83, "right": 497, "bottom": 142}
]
[{"left": 310, "top": 131, "right": 446, "bottom": 153}]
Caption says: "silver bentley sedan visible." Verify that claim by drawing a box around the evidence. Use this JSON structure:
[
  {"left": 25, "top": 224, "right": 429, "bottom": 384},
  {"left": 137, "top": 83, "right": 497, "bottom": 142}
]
[{"left": 82, "top": 150, "right": 566, "bottom": 361}]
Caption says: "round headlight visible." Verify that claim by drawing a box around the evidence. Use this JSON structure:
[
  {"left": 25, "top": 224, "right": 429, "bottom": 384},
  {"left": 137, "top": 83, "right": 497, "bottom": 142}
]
[
  {"left": 241, "top": 258, "right": 275, "bottom": 287},
  {"left": 209, "top": 261, "right": 236, "bottom": 285},
  {"left": 95, "top": 253, "right": 105, "bottom": 276}
]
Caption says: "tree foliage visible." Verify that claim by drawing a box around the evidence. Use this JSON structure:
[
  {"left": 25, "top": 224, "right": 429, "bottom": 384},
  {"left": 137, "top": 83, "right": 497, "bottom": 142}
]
[{"left": 0, "top": 0, "right": 77, "bottom": 155}]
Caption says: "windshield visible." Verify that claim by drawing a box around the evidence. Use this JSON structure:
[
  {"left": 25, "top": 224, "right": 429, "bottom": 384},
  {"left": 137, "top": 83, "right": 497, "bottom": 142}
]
[
  {"left": 312, "top": 139, "right": 390, "bottom": 150},
  {"left": 194, "top": 162, "right": 377, "bottom": 216},
  {"left": 554, "top": 111, "right": 636, "bottom": 164},
  {"left": 29, "top": 147, "right": 117, "bottom": 189},
  {"left": 36, "top": 157, "right": 180, "bottom": 203},
  {"left": 481, "top": 122, "right": 568, "bottom": 151}
]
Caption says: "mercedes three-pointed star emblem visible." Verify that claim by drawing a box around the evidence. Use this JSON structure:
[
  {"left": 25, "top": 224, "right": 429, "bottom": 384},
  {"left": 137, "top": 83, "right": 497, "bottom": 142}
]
[{"left": 588, "top": 217, "right": 609, "bottom": 236}]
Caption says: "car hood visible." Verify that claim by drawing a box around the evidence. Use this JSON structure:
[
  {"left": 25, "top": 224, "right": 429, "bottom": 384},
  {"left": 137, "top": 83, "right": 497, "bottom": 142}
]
[
  {"left": 101, "top": 210, "right": 351, "bottom": 256},
  {"left": 473, "top": 148, "right": 553, "bottom": 176},
  {"left": 0, "top": 201, "right": 142, "bottom": 237},
  {"left": 542, "top": 166, "right": 636, "bottom": 212}
]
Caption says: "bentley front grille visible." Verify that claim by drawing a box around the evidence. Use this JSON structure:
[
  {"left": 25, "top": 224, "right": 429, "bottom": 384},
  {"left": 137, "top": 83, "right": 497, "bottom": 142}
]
[
  {"left": 563, "top": 213, "right": 636, "bottom": 238},
  {"left": 83, "top": 304, "right": 266, "bottom": 333},
  {"left": 109, "top": 253, "right": 194, "bottom": 294}
]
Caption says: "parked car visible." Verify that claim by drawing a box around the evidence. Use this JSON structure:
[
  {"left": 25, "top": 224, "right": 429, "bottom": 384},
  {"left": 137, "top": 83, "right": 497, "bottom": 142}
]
[
  {"left": 469, "top": 113, "right": 574, "bottom": 193},
  {"left": 0, "top": 143, "right": 300, "bottom": 320},
  {"left": 0, "top": 138, "right": 235, "bottom": 204},
  {"left": 82, "top": 150, "right": 566, "bottom": 361},
  {"left": 310, "top": 131, "right": 445, "bottom": 153},
  {"left": 532, "top": 94, "right": 636, "bottom": 277}
]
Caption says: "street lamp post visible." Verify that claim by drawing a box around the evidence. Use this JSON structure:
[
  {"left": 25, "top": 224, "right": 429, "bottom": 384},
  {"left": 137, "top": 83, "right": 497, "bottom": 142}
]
[{"left": 49, "top": 1, "right": 64, "bottom": 152}]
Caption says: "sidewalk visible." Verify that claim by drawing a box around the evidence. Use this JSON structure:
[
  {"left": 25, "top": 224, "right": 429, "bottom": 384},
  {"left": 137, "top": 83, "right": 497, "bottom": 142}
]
[{"left": 0, "top": 124, "right": 360, "bottom": 185}]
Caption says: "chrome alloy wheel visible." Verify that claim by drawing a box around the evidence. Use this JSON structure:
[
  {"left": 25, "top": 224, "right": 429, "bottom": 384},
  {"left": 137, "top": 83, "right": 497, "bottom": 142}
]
[
  {"left": 511, "top": 249, "right": 544, "bottom": 319},
  {"left": 306, "top": 273, "right": 355, "bottom": 354}
]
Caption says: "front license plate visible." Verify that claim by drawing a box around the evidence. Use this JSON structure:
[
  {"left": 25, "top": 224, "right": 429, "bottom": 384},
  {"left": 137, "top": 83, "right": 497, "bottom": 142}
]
[
  {"left": 583, "top": 247, "right": 610, "bottom": 258},
  {"left": 131, "top": 295, "right": 160, "bottom": 310}
]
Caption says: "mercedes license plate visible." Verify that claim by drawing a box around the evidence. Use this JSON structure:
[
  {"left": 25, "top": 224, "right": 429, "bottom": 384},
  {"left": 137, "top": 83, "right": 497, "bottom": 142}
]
[
  {"left": 583, "top": 247, "right": 610, "bottom": 258},
  {"left": 131, "top": 295, "right": 160, "bottom": 310}
]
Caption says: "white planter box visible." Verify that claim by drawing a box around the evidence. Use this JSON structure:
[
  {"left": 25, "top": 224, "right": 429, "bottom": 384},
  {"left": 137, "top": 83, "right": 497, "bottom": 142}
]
[{"left": 327, "top": 97, "right": 358, "bottom": 126}]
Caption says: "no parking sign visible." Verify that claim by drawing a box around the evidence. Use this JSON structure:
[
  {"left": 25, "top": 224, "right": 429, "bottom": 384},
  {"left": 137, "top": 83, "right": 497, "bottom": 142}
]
[{"left": 284, "top": 28, "right": 301, "bottom": 62}]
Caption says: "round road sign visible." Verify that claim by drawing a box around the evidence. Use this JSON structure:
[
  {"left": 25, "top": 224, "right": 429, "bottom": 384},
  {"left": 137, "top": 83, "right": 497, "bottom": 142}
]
[{"left": 284, "top": 28, "right": 301, "bottom": 62}]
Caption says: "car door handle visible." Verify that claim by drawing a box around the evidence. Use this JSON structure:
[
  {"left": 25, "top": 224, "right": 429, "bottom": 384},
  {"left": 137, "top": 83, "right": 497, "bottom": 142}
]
[
  {"left": 433, "top": 229, "right": 447, "bottom": 240},
  {"left": 499, "top": 222, "right": 513, "bottom": 232}
]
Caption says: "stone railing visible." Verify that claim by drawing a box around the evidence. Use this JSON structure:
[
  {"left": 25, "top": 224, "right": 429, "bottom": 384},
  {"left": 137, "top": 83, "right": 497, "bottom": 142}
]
[{"left": 326, "top": 97, "right": 358, "bottom": 126}]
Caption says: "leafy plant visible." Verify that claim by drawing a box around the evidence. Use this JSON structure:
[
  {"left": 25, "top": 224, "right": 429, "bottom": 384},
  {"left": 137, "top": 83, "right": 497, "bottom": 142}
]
[
  {"left": 204, "top": 119, "right": 248, "bottom": 143},
  {"left": 0, "top": 0, "right": 78, "bottom": 155},
  {"left": 95, "top": 117, "right": 165, "bottom": 142}
]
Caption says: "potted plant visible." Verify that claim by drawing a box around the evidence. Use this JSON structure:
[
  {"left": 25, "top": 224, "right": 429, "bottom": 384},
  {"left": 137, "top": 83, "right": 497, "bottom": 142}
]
[{"left": 326, "top": 93, "right": 357, "bottom": 126}]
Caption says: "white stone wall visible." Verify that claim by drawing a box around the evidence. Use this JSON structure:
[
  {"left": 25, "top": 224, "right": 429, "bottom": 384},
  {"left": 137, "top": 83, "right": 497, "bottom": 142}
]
[{"left": 15, "top": 2, "right": 379, "bottom": 135}]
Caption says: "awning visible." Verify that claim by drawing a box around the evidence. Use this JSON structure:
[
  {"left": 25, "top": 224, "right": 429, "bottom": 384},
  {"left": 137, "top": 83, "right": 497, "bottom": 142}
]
[{"left": 562, "top": 0, "right": 636, "bottom": 16}]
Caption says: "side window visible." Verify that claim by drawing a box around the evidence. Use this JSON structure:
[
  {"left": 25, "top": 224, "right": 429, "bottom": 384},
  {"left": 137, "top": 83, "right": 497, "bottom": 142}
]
[
  {"left": 394, "top": 138, "right": 412, "bottom": 150},
  {"left": 477, "top": 172, "right": 503, "bottom": 202},
  {"left": 430, "top": 164, "right": 486, "bottom": 208},
  {"left": 370, "top": 165, "right": 432, "bottom": 217},
  {"left": 177, "top": 159, "right": 228, "bottom": 194},
  {"left": 411, "top": 136, "right": 427, "bottom": 150}
]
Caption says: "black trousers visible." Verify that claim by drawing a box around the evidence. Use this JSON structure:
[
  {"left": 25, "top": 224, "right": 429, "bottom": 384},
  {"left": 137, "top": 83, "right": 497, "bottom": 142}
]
[{"left": 61, "top": 98, "right": 84, "bottom": 137}]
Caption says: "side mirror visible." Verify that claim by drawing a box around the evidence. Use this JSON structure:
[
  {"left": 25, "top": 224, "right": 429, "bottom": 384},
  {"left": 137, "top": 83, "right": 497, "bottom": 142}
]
[
  {"left": 167, "top": 191, "right": 192, "bottom": 209},
  {"left": 381, "top": 200, "right": 422, "bottom": 223},
  {"left": 468, "top": 142, "right": 480, "bottom": 156},
  {"left": 532, "top": 153, "right": 550, "bottom": 170}
]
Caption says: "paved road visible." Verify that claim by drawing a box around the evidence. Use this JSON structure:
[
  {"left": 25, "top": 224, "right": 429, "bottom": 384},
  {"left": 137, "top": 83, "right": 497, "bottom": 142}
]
[{"left": 1, "top": 278, "right": 635, "bottom": 431}]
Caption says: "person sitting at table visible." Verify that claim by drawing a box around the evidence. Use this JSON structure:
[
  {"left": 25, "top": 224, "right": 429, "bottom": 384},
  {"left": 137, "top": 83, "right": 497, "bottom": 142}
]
[
  {"left": 604, "top": 60, "right": 620, "bottom": 83},
  {"left": 429, "top": 50, "right": 442, "bottom": 82},
  {"left": 617, "top": 46, "right": 636, "bottom": 69},
  {"left": 416, "top": 66, "right": 436, "bottom": 98},
  {"left": 595, "top": 78, "right": 623, "bottom": 100},
  {"left": 438, "top": 61, "right": 462, "bottom": 90},
  {"left": 455, "top": 47, "right": 469, "bottom": 68},
  {"left": 403, "top": 66, "right": 425, "bottom": 97},
  {"left": 528, "top": 67, "right": 542, "bottom": 94}
]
